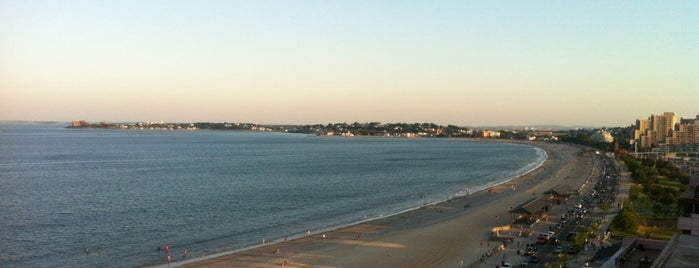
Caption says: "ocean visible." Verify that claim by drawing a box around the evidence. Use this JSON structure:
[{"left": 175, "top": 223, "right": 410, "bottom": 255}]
[{"left": 0, "top": 123, "right": 546, "bottom": 267}]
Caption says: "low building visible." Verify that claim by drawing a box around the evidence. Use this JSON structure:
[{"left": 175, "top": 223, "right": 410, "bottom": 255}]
[
  {"left": 678, "top": 186, "right": 699, "bottom": 235},
  {"left": 651, "top": 234, "right": 699, "bottom": 267},
  {"left": 591, "top": 130, "right": 614, "bottom": 143},
  {"left": 71, "top": 120, "right": 91, "bottom": 127}
]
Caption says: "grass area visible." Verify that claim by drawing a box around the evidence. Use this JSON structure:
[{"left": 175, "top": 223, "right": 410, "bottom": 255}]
[
  {"left": 656, "top": 179, "right": 685, "bottom": 192},
  {"left": 635, "top": 217, "right": 678, "bottom": 240},
  {"left": 609, "top": 202, "right": 678, "bottom": 240}
]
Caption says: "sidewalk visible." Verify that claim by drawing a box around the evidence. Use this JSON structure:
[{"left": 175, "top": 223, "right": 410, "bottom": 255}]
[{"left": 565, "top": 157, "right": 631, "bottom": 268}]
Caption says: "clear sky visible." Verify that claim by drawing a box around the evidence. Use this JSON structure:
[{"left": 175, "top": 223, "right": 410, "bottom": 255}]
[{"left": 1, "top": 1, "right": 697, "bottom": 127}]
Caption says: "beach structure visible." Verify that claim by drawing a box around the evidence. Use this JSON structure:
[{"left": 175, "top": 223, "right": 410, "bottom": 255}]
[
  {"left": 510, "top": 197, "right": 550, "bottom": 218},
  {"left": 543, "top": 184, "right": 577, "bottom": 203}
]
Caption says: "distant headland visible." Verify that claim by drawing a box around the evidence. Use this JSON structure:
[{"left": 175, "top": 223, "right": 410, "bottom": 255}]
[{"left": 68, "top": 120, "right": 273, "bottom": 131}]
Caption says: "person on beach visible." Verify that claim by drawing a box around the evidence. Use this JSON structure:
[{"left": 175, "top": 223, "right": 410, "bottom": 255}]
[
  {"left": 183, "top": 247, "right": 189, "bottom": 258},
  {"left": 306, "top": 229, "right": 311, "bottom": 237},
  {"left": 164, "top": 244, "right": 169, "bottom": 254}
]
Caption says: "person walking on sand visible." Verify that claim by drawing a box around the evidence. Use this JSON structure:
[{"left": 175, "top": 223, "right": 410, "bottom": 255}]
[{"left": 164, "top": 244, "right": 169, "bottom": 254}]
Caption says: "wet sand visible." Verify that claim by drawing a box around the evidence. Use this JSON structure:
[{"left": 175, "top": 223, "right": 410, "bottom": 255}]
[{"left": 175, "top": 141, "right": 595, "bottom": 268}]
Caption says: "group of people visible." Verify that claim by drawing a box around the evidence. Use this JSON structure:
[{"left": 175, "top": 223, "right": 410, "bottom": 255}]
[
  {"left": 159, "top": 244, "right": 189, "bottom": 263},
  {"left": 83, "top": 247, "right": 102, "bottom": 255}
]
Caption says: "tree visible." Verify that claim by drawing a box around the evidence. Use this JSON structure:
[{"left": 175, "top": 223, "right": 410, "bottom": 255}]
[
  {"left": 632, "top": 169, "right": 648, "bottom": 184},
  {"left": 611, "top": 207, "right": 639, "bottom": 234},
  {"left": 630, "top": 185, "right": 644, "bottom": 200}
]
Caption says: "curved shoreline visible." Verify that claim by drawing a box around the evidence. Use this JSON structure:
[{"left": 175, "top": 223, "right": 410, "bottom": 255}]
[{"left": 152, "top": 141, "right": 573, "bottom": 268}]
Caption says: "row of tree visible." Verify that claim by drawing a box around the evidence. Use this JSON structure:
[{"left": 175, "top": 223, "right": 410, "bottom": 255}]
[{"left": 610, "top": 155, "right": 691, "bottom": 235}]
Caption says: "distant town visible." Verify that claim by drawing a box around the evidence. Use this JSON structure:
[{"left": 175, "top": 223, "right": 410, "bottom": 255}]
[{"left": 70, "top": 111, "right": 699, "bottom": 158}]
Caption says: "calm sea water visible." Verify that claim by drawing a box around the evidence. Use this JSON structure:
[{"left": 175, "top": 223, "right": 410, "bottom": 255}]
[{"left": 0, "top": 123, "right": 545, "bottom": 267}]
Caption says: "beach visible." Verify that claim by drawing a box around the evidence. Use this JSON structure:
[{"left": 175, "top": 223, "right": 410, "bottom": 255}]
[{"left": 175, "top": 141, "right": 595, "bottom": 268}]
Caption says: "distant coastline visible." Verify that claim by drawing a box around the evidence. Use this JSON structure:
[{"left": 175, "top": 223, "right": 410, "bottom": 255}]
[
  {"left": 65, "top": 120, "right": 565, "bottom": 141},
  {"left": 67, "top": 120, "right": 276, "bottom": 132},
  {"left": 62, "top": 120, "right": 625, "bottom": 153}
]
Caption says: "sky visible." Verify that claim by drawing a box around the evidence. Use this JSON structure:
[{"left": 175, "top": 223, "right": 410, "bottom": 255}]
[{"left": 1, "top": 1, "right": 697, "bottom": 127}]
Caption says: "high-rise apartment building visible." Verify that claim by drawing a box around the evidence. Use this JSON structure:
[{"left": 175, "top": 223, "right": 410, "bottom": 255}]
[
  {"left": 632, "top": 112, "right": 698, "bottom": 151},
  {"left": 671, "top": 116, "right": 699, "bottom": 146},
  {"left": 651, "top": 112, "right": 676, "bottom": 144}
]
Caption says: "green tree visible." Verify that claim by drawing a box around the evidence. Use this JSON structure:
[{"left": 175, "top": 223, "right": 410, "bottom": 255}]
[
  {"left": 632, "top": 169, "right": 648, "bottom": 184},
  {"left": 611, "top": 207, "right": 639, "bottom": 234},
  {"left": 630, "top": 185, "right": 644, "bottom": 200}
]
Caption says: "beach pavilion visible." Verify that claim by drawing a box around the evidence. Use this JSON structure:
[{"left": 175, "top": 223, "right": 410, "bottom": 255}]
[
  {"left": 510, "top": 196, "right": 551, "bottom": 225},
  {"left": 543, "top": 184, "right": 577, "bottom": 204}
]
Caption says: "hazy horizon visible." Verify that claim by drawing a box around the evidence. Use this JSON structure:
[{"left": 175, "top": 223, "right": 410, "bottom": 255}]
[{"left": 1, "top": 1, "right": 697, "bottom": 126}]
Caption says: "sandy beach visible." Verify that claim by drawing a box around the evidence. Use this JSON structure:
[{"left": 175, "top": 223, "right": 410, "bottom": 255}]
[{"left": 175, "top": 141, "right": 595, "bottom": 268}]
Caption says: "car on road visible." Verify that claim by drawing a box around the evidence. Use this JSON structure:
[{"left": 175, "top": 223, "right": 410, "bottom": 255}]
[
  {"left": 554, "top": 246, "right": 563, "bottom": 253},
  {"left": 501, "top": 263, "right": 512, "bottom": 268},
  {"left": 524, "top": 246, "right": 537, "bottom": 256},
  {"left": 567, "top": 246, "right": 580, "bottom": 255},
  {"left": 548, "top": 237, "right": 559, "bottom": 245}
]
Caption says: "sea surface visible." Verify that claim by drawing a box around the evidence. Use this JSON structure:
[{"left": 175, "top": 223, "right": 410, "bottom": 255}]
[{"left": 0, "top": 123, "right": 546, "bottom": 267}]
